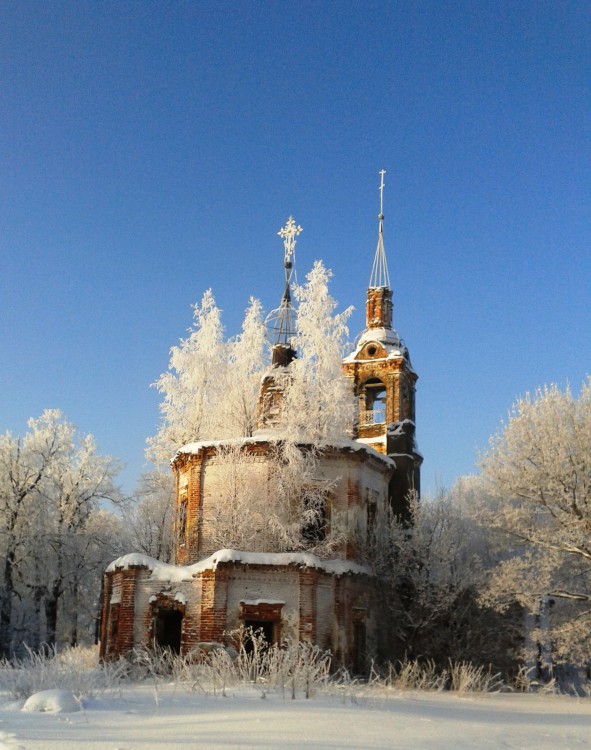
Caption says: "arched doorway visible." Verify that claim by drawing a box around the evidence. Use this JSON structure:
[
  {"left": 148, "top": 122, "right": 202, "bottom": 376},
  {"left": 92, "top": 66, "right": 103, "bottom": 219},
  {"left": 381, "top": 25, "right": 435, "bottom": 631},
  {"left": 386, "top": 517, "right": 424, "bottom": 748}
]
[{"left": 153, "top": 608, "right": 183, "bottom": 654}]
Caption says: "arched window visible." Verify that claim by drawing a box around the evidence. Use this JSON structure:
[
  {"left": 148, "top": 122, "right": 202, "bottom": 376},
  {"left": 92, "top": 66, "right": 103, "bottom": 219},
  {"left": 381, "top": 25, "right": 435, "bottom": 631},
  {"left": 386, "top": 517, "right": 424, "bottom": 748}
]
[
  {"left": 360, "top": 378, "right": 387, "bottom": 425},
  {"left": 301, "top": 488, "right": 328, "bottom": 546},
  {"left": 177, "top": 488, "right": 188, "bottom": 546}
]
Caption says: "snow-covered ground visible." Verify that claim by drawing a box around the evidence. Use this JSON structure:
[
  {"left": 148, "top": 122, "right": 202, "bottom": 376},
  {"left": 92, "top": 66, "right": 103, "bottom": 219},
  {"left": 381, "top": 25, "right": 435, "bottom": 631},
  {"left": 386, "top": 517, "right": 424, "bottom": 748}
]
[{"left": 1, "top": 683, "right": 590, "bottom": 750}]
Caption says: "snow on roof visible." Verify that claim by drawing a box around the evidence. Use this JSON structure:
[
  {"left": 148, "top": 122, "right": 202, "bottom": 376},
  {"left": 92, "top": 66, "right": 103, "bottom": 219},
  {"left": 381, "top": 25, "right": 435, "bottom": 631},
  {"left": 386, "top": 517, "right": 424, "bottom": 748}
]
[
  {"left": 174, "top": 435, "right": 269, "bottom": 458},
  {"left": 355, "top": 435, "right": 387, "bottom": 446},
  {"left": 358, "top": 326, "right": 401, "bottom": 348},
  {"left": 175, "top": 434, "right": 395, "bottom": 469},
  {"left": 106, "top": 548, "right": 370, "bottom": 581},
  {"left": 355, "top": 436, "right": 392, "bottom": 457},
  {"left": 343, "top": 327, "right": 415, "bottom": 373}
]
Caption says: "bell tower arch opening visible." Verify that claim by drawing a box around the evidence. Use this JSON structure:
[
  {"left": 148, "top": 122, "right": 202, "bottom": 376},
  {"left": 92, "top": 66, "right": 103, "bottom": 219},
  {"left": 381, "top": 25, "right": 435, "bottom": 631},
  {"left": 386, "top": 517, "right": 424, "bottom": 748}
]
[{"left": 360, "top": 378, "right": 387, "bottom": 425}]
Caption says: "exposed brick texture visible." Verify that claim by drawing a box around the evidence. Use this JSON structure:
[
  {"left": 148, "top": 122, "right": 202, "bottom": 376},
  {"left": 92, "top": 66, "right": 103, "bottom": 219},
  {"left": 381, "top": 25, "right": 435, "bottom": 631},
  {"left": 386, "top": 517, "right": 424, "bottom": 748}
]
[{"left": 366, "top": 287, "right": 393, "bottom": 328}]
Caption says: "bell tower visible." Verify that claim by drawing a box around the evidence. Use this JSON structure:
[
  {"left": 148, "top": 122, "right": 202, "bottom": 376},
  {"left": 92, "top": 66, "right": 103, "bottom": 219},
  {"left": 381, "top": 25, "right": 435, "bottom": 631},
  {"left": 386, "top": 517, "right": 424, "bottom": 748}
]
[{"left": 342, "top": 171, "right": 422, "bottom": 513}]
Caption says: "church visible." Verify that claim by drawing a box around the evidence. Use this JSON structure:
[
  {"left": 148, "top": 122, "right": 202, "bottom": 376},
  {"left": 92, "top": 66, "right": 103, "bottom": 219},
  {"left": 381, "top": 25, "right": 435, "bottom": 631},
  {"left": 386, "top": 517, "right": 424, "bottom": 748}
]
[{"left": 99, "top": 174, "right": 422, "bottom": 670}]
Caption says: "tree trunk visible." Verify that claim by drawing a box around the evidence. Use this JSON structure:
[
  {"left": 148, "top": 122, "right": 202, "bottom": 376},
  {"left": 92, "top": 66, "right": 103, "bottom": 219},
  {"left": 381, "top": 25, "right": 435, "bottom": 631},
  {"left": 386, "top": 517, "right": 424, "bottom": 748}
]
[
  {"left": 0, "top": 549, "right": 16, "bottom": 658},
  {"left": 30, "top": 585, "right": 46, "bottom": 653},
  {"left": 44, "top": 578, "right": 62, "bottom": 648},
  {"left": 68, "top": 579, "right": 79, "bottom": 647}
]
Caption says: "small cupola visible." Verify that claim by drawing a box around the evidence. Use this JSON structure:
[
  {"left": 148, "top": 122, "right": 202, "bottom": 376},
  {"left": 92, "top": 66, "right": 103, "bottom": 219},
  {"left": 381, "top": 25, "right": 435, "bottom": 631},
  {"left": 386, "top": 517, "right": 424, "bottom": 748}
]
[
  {"left": 265, "top": 216, "right": 301, "bottom": 365},
  {"left": 258, "top": 217, "right": 302, "bottom": 428}
]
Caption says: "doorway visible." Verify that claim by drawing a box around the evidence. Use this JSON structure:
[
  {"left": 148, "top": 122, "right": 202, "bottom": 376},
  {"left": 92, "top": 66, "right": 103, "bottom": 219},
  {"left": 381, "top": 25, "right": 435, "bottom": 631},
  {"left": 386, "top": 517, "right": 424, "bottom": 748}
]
[
  {"left": 352, "top": 620, "right": 366, "bottom": 675},
  {"left": 154, "top": 609, "right": 183, "bottom": 654}
]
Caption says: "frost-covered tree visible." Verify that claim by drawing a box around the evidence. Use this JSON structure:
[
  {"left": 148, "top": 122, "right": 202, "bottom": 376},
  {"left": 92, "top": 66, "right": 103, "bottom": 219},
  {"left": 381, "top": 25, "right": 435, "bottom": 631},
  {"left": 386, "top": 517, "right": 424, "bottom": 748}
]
[
  {"left": 0, "top": 410, "right": 122, "bottom": 656},
  {"left": 55, "top": 508, "right": 124, "bottom": 647},
  {"left": 0, "top": 411, "right": 65, "bottom": 656},
  {"left": 277, "top": 261, "right": 355, "bottom": 445},
  {"left": 266, "top": 441, "right": 338, "bottom": 557},
  {"left": 148, "top": 290, "right": 226, "bottom": 465},
  {"left": 364, "top": 487, "right": 520, "bottom": 672},
  {"left": 373, "top": 493, "right": 478, "bottom": 653},
  {"left": 148, "top": 293, "right": 267, "bottom": 465},
  {"left": 38, "top": 425, "right": 122, "bottom": 646},
  {"left": 149, "top": 263, "right": 353, "bottom": 459},
  {"left": 476, "top": 378, "right": 591, "bottom": 664},
  {"left": 121, "top": 470, "right": 176, "bottom": 562},
  {"left": 222, "top": 297, "right": 268, "bottom": 438}
]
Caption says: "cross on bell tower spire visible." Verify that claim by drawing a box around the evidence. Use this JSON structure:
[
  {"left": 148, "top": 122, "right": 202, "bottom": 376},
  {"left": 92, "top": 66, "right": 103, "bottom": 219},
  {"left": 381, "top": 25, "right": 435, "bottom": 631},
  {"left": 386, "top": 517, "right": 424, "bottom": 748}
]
[
  {"left": 369, "top": 169, "right": 391, "bottom": 289},
  {"left": 366, "top": 170, "right": 393, "bottom": 329}
]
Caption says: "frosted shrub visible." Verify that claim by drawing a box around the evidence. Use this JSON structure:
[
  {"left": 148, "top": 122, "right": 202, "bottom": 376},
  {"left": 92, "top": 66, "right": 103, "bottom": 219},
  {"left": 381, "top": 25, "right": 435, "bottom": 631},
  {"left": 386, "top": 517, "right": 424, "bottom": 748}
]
[
  {"left": 129, "top": 631, "right": 332, "bottom": 700},
  {"left": 0, "top": 645, "right": 127, "bottom": 700},
  {"left": 371, "top": 658, "right": 505, "bottom": 693},
  {"left": 233, "top": 627, "right": 269, "bottom": 684},
  {"left": 266, "top": 641, "right": 332, "bottom": 699},
  {"left": 229, "top": 628, "right": 331, "bottom": 698},
  {"left": 510, "top": 665, "right": 561, "bottom": 695},
  {"left": 198, "top": 647, "right": 237, "bottom": 696},
  {"left": 130, "top": 645, "right": 183, "bottom": 679},
  {"left": 328, "top": 665, "right": 361, "bottom": 704},
  {"left": 387, "top": 658, "right": 447, "bottom": 692},
  {"left": 447, "top": 660, "right": 503, "bottom": 693}
]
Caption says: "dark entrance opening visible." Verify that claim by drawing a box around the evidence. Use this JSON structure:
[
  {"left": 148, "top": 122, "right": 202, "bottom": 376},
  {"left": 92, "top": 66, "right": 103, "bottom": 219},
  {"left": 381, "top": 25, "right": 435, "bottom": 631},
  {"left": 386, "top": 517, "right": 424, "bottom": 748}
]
[
  {"left": 154, "top": 609, "right": 183, "bottom": 654},
  {"left": 243, "top": 619, "right": 275, "bottom": 654},
  {"left": 352, "top": 620, "right": 366, "bottom": 675}
]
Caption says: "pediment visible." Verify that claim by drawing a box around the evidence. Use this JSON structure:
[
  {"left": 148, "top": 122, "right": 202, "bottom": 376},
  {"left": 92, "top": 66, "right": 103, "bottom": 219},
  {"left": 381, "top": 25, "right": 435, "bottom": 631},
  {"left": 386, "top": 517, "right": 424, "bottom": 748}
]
[{"left": 357, "top": 341, "right": 387, "bottom": 360}]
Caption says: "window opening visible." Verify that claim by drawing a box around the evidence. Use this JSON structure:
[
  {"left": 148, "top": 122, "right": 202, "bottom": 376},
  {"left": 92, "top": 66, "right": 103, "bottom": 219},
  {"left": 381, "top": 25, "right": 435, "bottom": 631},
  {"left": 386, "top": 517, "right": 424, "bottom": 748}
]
[
  {"left": 243, "top": 620, "right": 275, "bottom": 654},
  {"left": 178, "top": 495, "right": 188, "bottom": 545},
  {"left": 301, "top": 490, "right": 327, "bottom": 546},
  {"left": 362, "top": 379, "right": 387, "bottom": 424},
  {"left": 367, "top": 498, "right": 377, "bottom": 546}
]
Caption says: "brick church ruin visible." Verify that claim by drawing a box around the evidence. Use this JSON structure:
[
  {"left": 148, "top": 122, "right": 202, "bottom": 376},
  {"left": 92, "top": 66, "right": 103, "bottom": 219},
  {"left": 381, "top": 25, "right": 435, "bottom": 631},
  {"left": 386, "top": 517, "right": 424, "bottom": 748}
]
[{"left": 99, "top": 174, "right": 422, "bottom": 669}]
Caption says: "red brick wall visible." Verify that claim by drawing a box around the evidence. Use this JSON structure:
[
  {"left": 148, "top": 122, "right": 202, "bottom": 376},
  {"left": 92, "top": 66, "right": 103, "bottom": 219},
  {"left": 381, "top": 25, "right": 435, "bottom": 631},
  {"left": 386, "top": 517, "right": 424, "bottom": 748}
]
[
  {"left": 199, "top": 568, "right": 229, "bottom": 643},
  {"left": 298, "top": 568, "right": 318, "bottom": 643},
  {"left": 366, "top": 287, "right": 393, "bottom": 328}
]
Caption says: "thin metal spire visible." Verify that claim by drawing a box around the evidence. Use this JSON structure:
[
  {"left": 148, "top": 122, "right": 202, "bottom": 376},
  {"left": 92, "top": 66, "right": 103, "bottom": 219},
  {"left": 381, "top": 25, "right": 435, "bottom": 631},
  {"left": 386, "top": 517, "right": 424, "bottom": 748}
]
[
  {"left": 265, "top": 216, "right": 302, "bottom": 346},
  {"left": 369, "top": 169, "right": 391, "bottom": 289}
]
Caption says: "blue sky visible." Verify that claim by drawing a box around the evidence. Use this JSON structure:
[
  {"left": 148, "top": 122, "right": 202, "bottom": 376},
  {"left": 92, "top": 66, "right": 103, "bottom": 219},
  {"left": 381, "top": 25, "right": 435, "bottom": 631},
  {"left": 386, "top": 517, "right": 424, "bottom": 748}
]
[{"left": 1, "top": 1, "right": 589, "bottom": 496}]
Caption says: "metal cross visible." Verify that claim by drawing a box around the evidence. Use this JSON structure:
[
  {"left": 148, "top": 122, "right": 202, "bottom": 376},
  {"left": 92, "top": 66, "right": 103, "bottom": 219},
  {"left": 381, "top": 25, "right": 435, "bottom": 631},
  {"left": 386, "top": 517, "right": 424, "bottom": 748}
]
[
  {"left": 278, "top": 216, "right": 303, "bottom": 265},
  {"left": 378, "top": 169, "right": 386, "bottom": 217}
]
